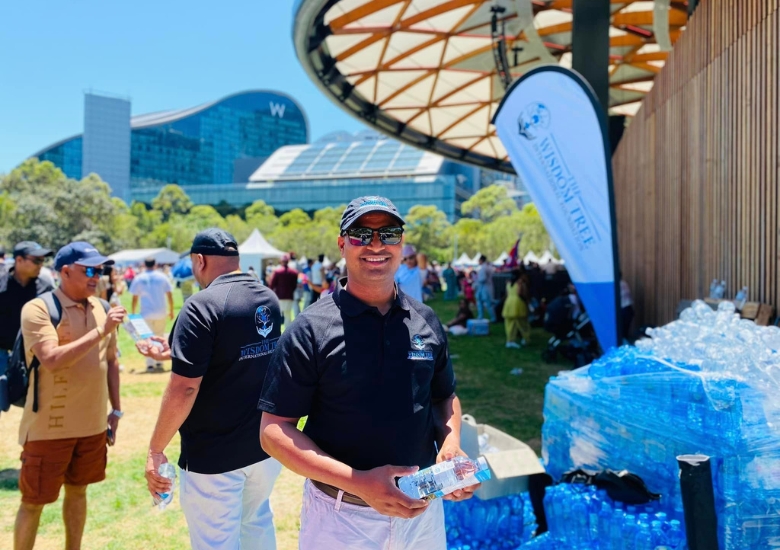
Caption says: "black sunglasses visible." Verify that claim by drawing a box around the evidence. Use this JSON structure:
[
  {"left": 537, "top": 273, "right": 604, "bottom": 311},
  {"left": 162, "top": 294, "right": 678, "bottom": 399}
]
[
  {"left": 25, "top": 256, "right": 46, "bottom": 265},
  {"left": 81, "top": 266, "right": 101, "bottom": 278},
  {"left": 341, "top": 226, "right": 404, "bottom": 247}
]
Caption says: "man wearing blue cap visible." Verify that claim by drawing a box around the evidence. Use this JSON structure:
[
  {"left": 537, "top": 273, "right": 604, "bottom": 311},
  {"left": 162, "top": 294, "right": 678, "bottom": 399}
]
[
  {"left": 259, "top": 196, "right": 475, "bottom": 549},
  {"left": 14, "top": 242, "right": 126, "bottom": 550}
]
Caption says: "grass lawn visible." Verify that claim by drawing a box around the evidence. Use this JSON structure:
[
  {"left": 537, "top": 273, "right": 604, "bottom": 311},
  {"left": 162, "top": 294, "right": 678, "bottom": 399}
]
[{"left": 0, "top": 291, "right": 569, "bottom": 549}]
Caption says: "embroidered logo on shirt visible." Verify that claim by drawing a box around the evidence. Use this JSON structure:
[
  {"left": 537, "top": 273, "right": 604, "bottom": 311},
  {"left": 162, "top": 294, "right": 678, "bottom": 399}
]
[
  {"left": 240, "top": 338, "right": 279, "bottom": 361},
  {"left": 255, "top": 306, "right": 273, "bottom": 338},
  {"left": 408, "top": 334, "right": 434, "bottom": 360}
]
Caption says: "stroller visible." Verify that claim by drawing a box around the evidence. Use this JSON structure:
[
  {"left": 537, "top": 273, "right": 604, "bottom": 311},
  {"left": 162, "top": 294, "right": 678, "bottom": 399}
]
[{"left": 541, "top": 294, "right": 599, "bottom": 367}]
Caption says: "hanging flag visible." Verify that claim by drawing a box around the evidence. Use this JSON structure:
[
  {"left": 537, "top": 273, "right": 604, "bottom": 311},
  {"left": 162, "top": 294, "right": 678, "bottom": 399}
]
[
  {"left": 508, "top": 238, "right": 520, "bottom": 268},
  {"left": 493, "top": 66, "right": 621, "bottom": 351}
]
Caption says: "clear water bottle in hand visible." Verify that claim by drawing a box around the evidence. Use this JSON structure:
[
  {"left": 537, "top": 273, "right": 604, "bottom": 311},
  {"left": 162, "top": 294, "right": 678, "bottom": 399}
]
[
  {"left": 155, "top": 462, "right": 177, "bottom": 510},
  {"left": 398, "top": 456, "right": 490, "bottom": 500}
]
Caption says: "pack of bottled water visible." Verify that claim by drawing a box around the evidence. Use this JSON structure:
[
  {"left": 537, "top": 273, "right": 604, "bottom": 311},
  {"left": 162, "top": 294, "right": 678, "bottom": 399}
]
[
  {"left": 540, "top": 300, "right": 780, "bottom": 549},
  {"left": 444, "top": 492, "right": 537, "bottom": 549},
  {"left": 517, "top": 483, "right": 686, "bottom": 549}
]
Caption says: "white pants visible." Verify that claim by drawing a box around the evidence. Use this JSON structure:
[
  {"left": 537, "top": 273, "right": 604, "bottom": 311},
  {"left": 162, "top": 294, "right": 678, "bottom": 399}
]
[
  {"left": 145, "top": 317, "right": 167, "bottom": 368},
  {"left": 180, "top": 458, "right": 282, "bottom": 550},
  {"left": 279, "top": 299, "right": 293, "bottom": 327},
  {"left": 298, "top": 479, "right": 446, "bottom": 550}
]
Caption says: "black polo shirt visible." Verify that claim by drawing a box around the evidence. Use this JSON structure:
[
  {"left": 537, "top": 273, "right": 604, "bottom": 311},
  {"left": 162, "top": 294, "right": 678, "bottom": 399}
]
[
  {"left": 0, "top": 271, "right": 53, "bottom": 350},
  {"left": 258, "top": 278, "right": 456, "bottom": 471},
  {"left": 169, "top": 272, "right": 282, "bottom": 474}
]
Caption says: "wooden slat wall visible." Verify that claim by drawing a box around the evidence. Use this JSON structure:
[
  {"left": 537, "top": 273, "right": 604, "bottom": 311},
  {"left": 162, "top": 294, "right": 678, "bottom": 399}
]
[{"left": 612, "top": 0, "right": 780, "bottom": 326}]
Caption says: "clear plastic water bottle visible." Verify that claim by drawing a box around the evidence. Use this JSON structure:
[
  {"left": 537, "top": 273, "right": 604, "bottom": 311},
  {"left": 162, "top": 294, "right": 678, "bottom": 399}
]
[
  {"left": 398, "top": 456, "right": 491, "bottom": 500},
  {"left": 156, "top": 462, "right": 177, "bottom": 510},
  {"left": 735, "top": 286, "right": 749, "bottom": 309},
  {"left": 709, "top": 279, "right": 719, "bottom": 299},
  {"left": 622, "top": 514, "right": 638, "bottom": 550},
  {"left": 667, "top": 519, "right": 684, "bottom": 548}
]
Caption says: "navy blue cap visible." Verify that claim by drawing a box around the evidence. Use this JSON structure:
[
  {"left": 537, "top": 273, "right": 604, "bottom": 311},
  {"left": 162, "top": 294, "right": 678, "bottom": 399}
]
[
  {"left": 190, "top": 228, "right": 239, "bottom": 256},
  {"left": 54, "top": 241, "right": 114, "bottom": 271},
  {"left": 340, "top": 196, "right": 405, "bottom": 232},
  {"left": 13, "top": 241, "right": 53, "bottom": 258}
]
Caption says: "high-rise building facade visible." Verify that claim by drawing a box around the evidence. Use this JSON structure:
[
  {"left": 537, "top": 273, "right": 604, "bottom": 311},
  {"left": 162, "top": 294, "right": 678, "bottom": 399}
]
[
  {"left": 82, "top": 93, "right": 132, "bottom": 201},
  {"left": 33, "top": 90, "right": 308, "bottom": 197}
]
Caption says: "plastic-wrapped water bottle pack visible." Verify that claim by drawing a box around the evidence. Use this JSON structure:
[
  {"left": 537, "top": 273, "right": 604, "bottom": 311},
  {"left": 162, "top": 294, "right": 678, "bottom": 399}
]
[
  {"left": 444, "top": 493, "right": 537, "bottom": 550},
  {"left": 518, "top": 483, "right": 686, "bottom": 549},
  {"left": 541, "top": 300, "right": 780, "bottom": 549}
]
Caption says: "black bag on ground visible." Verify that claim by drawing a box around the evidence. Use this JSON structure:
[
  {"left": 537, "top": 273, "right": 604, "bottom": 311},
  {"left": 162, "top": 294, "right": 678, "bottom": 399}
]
[
  {"left": 561, "top": 468, "right": 661, "bottom": 505},
  {"left": 3, "top": 292, "right": 62, "bottom": 413}
]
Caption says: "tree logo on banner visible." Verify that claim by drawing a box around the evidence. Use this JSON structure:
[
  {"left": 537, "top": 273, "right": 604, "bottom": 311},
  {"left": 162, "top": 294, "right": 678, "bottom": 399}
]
[{"left": 518, "top": 103, "right": 551, "bottom": 140}]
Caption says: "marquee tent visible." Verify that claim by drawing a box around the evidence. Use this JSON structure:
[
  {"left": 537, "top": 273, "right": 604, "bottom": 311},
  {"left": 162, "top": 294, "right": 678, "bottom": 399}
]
[
  {"left": 493, "top": 252, "right": 509, "bottom": 266},
  {"left": 108, "top": 248, "right": 180, "bottom": 267},
  {"left": 523, "top": 251, "right": 540, "bottom": 264},
  {"left": 238, "top": 229, "right": 285, "bottom": 273},
  {"left": 538, "top": 251, "right": 559, "bottom": 265},
  {"left": 454, "top": 253, "right": 475, "bottom": 267}
]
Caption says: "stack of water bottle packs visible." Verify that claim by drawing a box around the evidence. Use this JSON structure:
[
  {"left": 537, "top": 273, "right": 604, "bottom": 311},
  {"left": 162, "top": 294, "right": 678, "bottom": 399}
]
[
  {"left": 541, "top": 300, "right": 780, "bottom": 549},
  {"left": 444, "top": 493, "right": 537, "bottom": 550},
  {"left": 520, "top": 484, "right": 687, "bottom": 549}
]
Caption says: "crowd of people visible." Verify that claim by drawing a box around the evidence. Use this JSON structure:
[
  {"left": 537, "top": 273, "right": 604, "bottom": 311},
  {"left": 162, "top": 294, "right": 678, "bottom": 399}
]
[
  {"left": 0, "top": 192, "right": 629, "bottom": 550},
  {"left": 0, "top": 195, "right": 477, "bottom": 550}
]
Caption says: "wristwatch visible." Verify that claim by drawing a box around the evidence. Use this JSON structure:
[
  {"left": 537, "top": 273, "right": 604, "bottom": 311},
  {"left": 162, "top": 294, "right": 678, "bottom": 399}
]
[{"left": 110, "top": 409, "right": 124, "bottom": 419}]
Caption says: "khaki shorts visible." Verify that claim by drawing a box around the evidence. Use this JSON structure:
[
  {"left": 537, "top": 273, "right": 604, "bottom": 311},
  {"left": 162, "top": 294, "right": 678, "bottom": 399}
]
[{"left": 20, "top": 431, "right": 107, "bottom": 505}]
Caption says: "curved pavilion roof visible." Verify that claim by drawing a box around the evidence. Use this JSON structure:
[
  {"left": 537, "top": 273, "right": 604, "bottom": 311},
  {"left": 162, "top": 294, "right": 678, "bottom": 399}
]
[{"left": 293, "top": 0, "right": 688, "bottom": 172}]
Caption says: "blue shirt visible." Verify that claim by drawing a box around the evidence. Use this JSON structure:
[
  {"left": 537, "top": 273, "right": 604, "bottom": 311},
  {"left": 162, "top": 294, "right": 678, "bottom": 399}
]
[
  {"left": 394, "top": 264, "right": 423, "bottom": 302},
  {"left": 130, "top": 270, "right": 172, "bottom": 319}
]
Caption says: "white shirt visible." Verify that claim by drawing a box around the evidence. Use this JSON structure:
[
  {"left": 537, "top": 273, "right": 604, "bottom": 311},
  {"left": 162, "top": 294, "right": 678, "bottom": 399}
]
[
  {"left": 130, "top": 269, "right": 172, "bottom": 319},
  {"left": 395, "top": 264, "right": 423, "bottom": 302}
]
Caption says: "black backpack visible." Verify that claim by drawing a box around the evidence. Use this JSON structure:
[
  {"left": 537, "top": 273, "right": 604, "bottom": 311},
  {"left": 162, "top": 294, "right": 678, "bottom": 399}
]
[{"left": 2, "top": 292, "right": 108, "bottom": 413}]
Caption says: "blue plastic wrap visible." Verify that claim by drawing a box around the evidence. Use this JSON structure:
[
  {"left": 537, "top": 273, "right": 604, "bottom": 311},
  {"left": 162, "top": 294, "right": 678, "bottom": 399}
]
[
  {"left": 444, "top": 493, "right": 537, "bottom": 549},
  {"left": 541, "top": 300, "right": 780, "bottom": 549}
]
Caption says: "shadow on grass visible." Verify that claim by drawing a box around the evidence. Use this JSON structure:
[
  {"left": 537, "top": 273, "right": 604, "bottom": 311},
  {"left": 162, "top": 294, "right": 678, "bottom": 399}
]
[{"left": 0, "top": 468, "right": 19, "bottom": 491}]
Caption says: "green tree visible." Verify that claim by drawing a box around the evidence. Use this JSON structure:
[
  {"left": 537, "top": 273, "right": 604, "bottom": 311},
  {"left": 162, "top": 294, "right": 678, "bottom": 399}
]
[
  {"left": 0, "top": 160, "right": 126, "bottom": 252},
  {"left": 515, "top": 203, "right": 552, "bottom": 256},
  {"left": 449, "top": 218, "right": 484, "bottom": 259},
  {"left": 187, "top": 205, "right": 227, "bottom": 230},
  {"left": 461, "top": 185, "right": 518, "bottom": 223},
  {"left": 403, "top": 205, "right": 452, "bottom": 262},
  {"left": 245, "top": 200, "right": 278, "bottom": 235},
  {"left": 224, "top": 214, "right": 251, "bottom": 243},
  {"left": 151, "top": 184, "right": 193, "bottom": 222}
]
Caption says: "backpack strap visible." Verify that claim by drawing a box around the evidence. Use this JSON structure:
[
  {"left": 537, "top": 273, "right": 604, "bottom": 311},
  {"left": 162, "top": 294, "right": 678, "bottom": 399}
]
[{"left": 30, "top": 292, "right": 61, "bottom": 413}]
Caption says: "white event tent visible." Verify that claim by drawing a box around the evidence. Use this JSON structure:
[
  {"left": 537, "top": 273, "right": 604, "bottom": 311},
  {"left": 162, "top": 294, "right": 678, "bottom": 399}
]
[
  {"left": 238, "top": 229, "right": 285, "bottom": 273},
  {"left": 493, "top": 251, "right": 509, "bottom": 266},
  {"left": 108, "top": 248, "right": 180, "bottom": 267},
  {"left": 523, "top": 251, "right": 540, "bottom": 264},
  {"left": 453, "top": 253, "right": 475, "bottom": 267}
]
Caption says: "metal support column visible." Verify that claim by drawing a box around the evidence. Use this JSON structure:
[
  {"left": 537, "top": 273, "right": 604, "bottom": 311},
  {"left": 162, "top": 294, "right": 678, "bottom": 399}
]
[{"left": 572, "top": 0, "right": 611, "bottom": 113}]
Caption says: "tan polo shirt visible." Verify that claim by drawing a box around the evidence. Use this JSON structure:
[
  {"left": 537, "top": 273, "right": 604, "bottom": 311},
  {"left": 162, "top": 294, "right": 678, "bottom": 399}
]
[{"left": 18, "top": 288, "right": 117, "bottom": 444}]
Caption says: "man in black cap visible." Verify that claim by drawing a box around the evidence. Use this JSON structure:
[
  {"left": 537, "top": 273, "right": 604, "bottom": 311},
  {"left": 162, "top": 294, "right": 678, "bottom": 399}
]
[
  {"left": 259, "top": 196, "right": 475, "bottom": 549},
  {"left": 0, "top": 242, "right": 55, "bottom": 379},
  {"left": 14, "top": 241, "right": 125, "bottom": 550},
  {"left": 139, "top": 228, "right": 284, "bottom": 550}
]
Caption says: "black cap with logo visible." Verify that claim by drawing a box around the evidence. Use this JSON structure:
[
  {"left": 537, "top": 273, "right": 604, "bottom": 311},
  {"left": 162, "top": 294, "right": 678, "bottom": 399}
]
[
  {"left": 190, "top": 228, "right": 239, "bottom": 256},
  {"left": 340, "top": 196, "right": 405, "bottom": 232}
]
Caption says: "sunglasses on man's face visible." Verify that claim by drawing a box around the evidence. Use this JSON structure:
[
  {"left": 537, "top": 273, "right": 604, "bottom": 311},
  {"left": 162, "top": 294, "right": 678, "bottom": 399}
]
[
  {"left": 341, "top": 226, "right": 404, "bottom": 247},
  {"left": 80, "top": 266, "right": 101, "bottom": 278},
  {"left": 25, "top": 256, "right": 45, "bottom": 266}
]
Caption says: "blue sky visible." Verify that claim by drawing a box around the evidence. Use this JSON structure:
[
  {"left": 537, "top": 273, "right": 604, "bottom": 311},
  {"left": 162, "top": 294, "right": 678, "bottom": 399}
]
[{"left": 0, "top": 0, "right": 366, "bottom": 173}]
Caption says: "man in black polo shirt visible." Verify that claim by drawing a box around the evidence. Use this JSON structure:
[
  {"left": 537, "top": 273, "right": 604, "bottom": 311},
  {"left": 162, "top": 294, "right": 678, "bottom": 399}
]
[
  {"left": 0, "top": 242, "right": 54, "bottom": 389},
  {"left": 259, "top": 196, "right": 475, "bottom": 550},
  {"left": 139, "top": 228, "right": 283, "bottom": 550}
]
